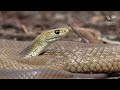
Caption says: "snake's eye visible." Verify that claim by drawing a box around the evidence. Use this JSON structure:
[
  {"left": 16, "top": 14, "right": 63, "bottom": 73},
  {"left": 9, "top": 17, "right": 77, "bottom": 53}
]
[{"left": 55, "top": 30, "right": 60, "bottom": 34}]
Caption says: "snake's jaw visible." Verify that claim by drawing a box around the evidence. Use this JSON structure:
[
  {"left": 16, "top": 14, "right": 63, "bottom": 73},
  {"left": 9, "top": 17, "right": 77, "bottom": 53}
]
[{"left": 45, "top": 37, "right": 60, "bottom": 43}]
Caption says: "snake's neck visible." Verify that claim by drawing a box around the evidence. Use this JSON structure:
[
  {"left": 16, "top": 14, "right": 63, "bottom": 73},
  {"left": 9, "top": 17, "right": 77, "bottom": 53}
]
[{"left": 19, "top": 41, "right": 50, "bottom": 58}]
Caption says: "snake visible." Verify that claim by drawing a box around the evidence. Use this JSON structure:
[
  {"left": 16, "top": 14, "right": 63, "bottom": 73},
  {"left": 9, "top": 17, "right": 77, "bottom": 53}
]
[{"left": 0, "top": 28, "right": 120, "bottom": 79}]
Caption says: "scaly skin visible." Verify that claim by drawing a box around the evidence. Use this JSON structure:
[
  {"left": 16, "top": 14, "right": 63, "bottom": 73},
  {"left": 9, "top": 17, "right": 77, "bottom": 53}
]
[{"left": 0, "top": 28, "right": 119, "bottom": 79}]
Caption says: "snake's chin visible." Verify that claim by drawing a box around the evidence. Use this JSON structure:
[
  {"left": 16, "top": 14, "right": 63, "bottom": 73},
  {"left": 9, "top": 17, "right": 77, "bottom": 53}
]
[{"left": 46, "top": 37, "right": 60, "bottom": 42}]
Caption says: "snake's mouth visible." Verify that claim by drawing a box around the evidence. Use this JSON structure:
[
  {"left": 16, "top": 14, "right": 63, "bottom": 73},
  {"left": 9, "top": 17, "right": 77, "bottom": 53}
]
[{"left": 46, "top": 37, "right": 61, "bottom": 42}]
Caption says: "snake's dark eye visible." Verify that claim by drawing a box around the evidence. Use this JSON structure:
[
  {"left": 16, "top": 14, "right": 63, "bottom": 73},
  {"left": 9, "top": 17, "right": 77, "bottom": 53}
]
[{"left": 55, "top": 30, "right": 60, "bottom": 34}]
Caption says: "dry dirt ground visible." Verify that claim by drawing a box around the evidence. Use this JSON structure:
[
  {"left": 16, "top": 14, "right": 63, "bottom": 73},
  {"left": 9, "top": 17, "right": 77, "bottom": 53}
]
[{"left": 0, "top": 11, "right": 120, "bottom": 42}]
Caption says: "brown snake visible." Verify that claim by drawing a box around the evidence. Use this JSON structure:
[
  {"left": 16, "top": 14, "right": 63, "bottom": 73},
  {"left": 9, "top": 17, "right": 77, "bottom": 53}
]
[{"left": 0, "top": 28, "right": 120, "bottom": 79}]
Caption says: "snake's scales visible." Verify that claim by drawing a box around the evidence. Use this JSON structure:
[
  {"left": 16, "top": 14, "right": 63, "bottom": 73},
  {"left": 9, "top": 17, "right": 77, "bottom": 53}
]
[{"left": 0, "top": 28, "right": 120, "bottom": 79}]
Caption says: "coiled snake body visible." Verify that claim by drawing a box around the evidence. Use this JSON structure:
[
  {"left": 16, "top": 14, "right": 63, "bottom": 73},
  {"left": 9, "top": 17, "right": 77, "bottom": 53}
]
[{"left": 0, "top": 28, "right": 120, "bottom": 79}]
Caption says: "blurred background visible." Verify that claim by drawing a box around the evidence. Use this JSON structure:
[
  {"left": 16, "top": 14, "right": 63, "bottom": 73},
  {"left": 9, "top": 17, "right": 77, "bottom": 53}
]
[{"left": 0, "top": 11, "right": 120, "bottom": 42}]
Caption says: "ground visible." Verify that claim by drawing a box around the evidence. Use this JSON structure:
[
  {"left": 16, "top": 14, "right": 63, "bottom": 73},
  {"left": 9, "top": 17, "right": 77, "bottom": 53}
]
[{"left": 0, "top": 11, "right": 120, "bottom": 42}]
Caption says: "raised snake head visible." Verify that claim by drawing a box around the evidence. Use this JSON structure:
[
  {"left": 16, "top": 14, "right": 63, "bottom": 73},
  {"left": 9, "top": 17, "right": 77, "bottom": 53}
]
[{"left": 20, "top": 28, "right": 69, "bottom": 58}]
